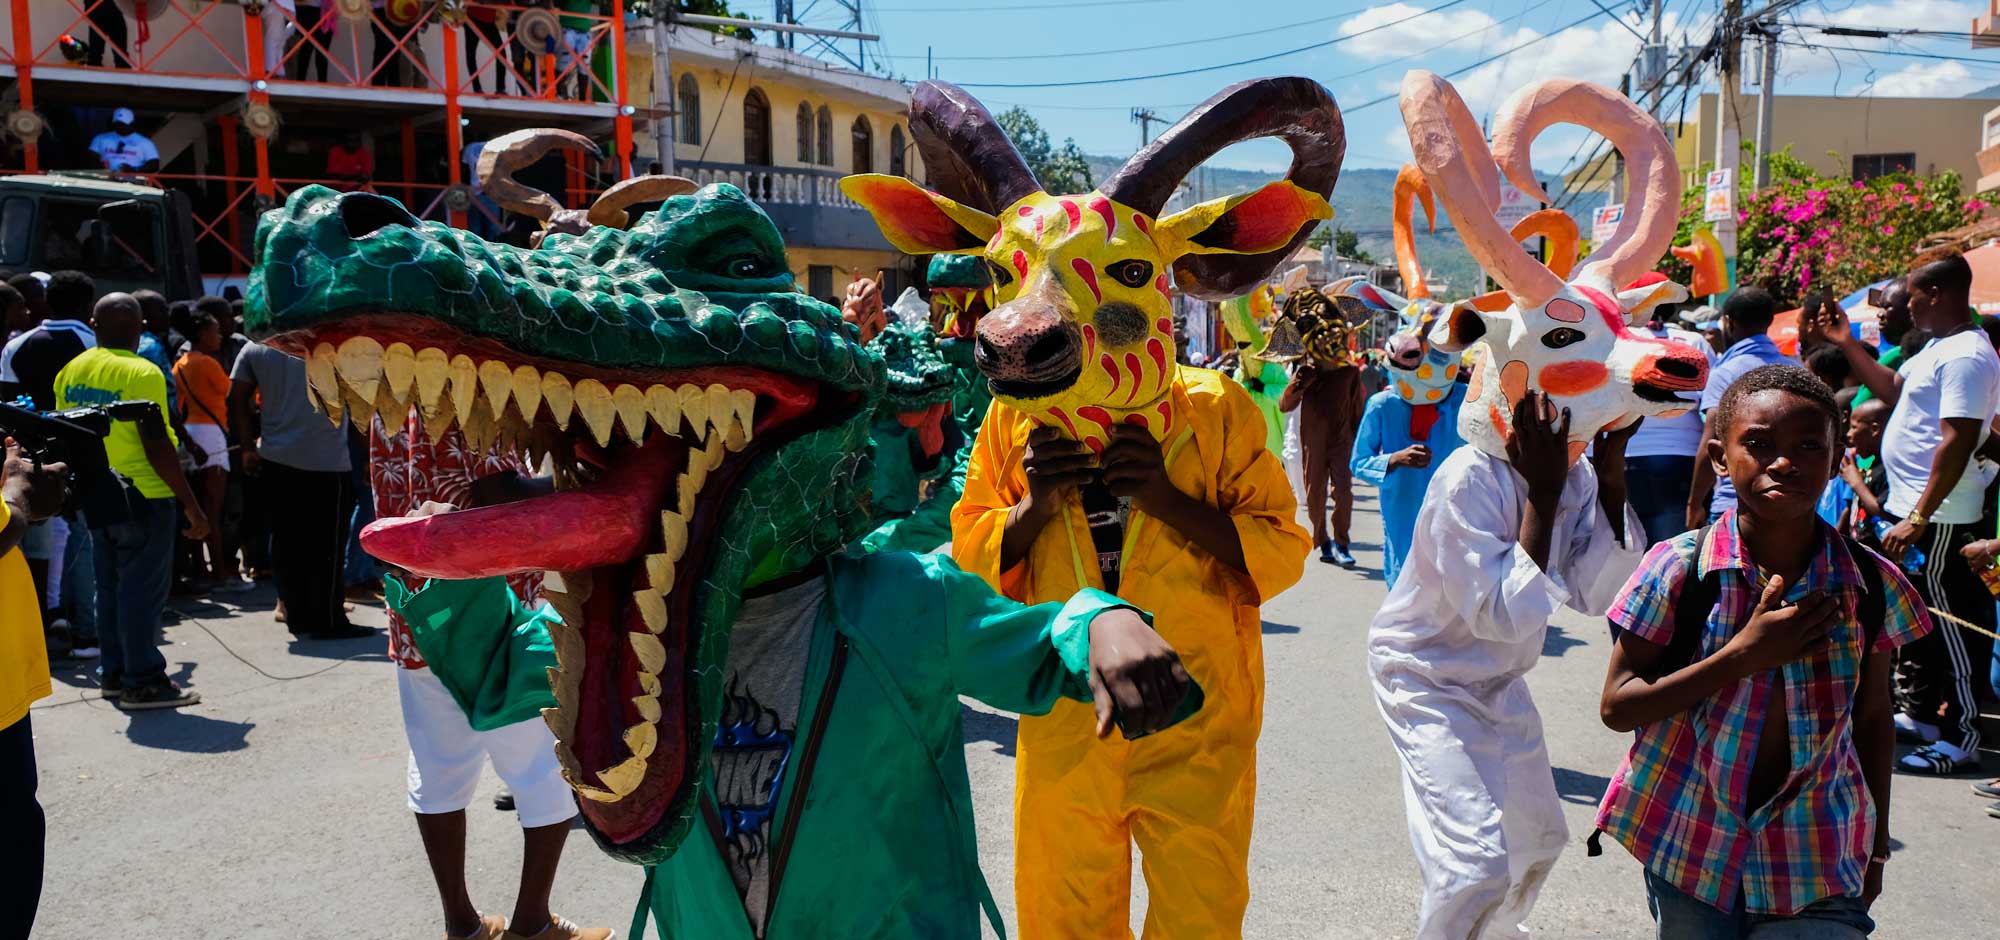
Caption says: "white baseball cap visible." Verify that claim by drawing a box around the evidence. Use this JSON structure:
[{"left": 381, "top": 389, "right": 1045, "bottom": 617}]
[{"left": 112, "top": 107, "right": 134, "bottom": 125}]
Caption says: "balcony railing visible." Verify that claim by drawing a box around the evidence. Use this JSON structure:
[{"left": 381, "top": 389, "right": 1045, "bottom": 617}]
[
  {"left": 677, "top": 160, "right": 864, "bottom": 210},
  {"left": 11, "top": 0, "right": 627, "bottom": 103}
]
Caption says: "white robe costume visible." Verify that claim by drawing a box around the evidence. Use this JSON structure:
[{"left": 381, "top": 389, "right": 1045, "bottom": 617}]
[{"left": 1367, "top": 446, "right": 1645, "bottom": 940}]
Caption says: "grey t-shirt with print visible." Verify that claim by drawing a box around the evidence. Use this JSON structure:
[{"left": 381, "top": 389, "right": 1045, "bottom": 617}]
[{"left": 710, "top": 575, "right": 824, "bottom": 932}]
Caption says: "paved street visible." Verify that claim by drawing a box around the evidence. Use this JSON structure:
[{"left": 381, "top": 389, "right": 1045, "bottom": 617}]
[{"left": 33, "top": 489, "right": 2000, "bottom": 938}]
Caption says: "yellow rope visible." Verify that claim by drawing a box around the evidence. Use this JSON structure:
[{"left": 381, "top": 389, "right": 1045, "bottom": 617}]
[{"left": 1926, "top": 606, "right": 2000, "bottom": 642}]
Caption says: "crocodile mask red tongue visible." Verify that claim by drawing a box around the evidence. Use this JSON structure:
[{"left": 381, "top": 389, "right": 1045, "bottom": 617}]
[{"left": 359, "top": 434, "right": 682, "bottom": 579}]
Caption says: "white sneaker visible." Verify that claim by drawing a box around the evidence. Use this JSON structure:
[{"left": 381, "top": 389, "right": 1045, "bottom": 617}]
[{"left": 1894, "top": 712, "right": 1941, "bottom": 744}]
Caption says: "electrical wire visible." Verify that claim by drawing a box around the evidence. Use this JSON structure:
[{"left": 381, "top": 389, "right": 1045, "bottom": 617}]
[
  {"left": 950, "top": 0, "right": 1473, "bottom": 89},
  {"left": 1339, "top": 6, "right": 1614, "bottom": 115},
  {"left": 29, "top": 611, "right": 378, "bottom": 711},
  {"left": 981, "top": 0, "right": 1564, "bottom": 115},
  {"left": 1773, "top": 36, "right": 2000, "bottom": 69},
  {"left": 870, "top": 4, "right": 1375, "bottom": 63}
]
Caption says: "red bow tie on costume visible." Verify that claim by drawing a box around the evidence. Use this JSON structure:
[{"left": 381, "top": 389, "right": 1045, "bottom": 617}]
[{"left": 1408, "top": 403, "right": 1439, "bottom": 441}]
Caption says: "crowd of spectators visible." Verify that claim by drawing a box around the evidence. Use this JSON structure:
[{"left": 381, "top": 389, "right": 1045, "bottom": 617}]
[{"left": 0, "top": 269, "right": 378, "bottom": 716}]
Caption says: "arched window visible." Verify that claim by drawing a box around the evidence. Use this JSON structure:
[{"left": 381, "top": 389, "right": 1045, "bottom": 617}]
[
  {"left": 795, "top": 102, "right": 814, "bottom": 163},
  {"left": 676, "top": 73, "right": 701, "bottom": 146},
  {"left": 743, "top": 88, "right": 772, "bottom": 166},
  {"left": 815, "top": 106, "right": 833, "bottom": 165},
  {"left": 888, "top": 124, "right": 906, "bottom": 177},
  {"left": 851, "top": 115, "right": 874, "bottom": 174}
]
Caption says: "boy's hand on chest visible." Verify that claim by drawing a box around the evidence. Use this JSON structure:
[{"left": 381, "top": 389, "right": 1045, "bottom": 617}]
[{"left": 1722, "top": 575, "right": 1841, "bottom": 676}]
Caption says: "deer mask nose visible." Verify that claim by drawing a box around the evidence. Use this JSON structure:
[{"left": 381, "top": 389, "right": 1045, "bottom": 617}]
[{"left": 975, "top": 291, "right": 1082, "bottom": 398}]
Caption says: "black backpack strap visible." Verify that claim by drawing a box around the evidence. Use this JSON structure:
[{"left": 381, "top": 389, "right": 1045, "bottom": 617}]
[
  {"left": 1595, "top": 523, "right": 1715, "bottom": 860},
  {"left": 1842, "top": 534, "right": 1886, "bottom": 652},
  {"left": 1664, "top": 524, "right": 1721, "bottom": 673}
]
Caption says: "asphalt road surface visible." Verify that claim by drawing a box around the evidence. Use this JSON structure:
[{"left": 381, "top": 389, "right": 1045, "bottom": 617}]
[{"left": 33, "top": 488, "right": 2000, "bottom": 938}]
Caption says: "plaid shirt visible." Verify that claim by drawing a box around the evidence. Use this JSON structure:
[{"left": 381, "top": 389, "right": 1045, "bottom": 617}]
[
  {"left": 369, "top": 407, "right": 542, "bottom": 670},
  {"left": 1594, "top": 511, "right": 1929, "bottom": 914}
]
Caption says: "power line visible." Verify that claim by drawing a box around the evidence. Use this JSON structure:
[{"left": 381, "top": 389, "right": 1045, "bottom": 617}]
[
  {"left": 1340, "top": 7, "right": 1613, "bottom": 115},
  {"left": 872, "top": 0, "right": 1160, "bottom": 9},
  {"left": 871, "top": 5, "right": 1374, "bottom": 62},
  {"left": 951, "top": 0, "right": 1472, "bottom": 89},
  {"left": 980, "top": 0, "right": 1562, "bottom": 114},
  {"left": 1773, "top": 36, "right": 2000, "bottom": 69}
]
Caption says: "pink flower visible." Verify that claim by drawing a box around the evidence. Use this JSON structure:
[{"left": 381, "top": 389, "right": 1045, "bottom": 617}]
[{"left": 1881, "top": 224, "right": 1896, "bottom": 235}]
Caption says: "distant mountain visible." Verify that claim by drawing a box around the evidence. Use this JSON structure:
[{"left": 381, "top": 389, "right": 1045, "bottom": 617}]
[{"left": 1083, "top": 156, "right": 1491, "bottom": 298}]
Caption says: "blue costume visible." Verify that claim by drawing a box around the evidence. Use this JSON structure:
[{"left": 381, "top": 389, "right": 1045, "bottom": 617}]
[
  {"left": 1323, "top": 276, "right": 1469, "bottom": 587},
  {"left": 1350, "top": 382, "right": 1466, "bottom": 587}
]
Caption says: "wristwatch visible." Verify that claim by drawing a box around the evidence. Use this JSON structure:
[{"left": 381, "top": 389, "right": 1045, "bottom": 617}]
[{"left": 1905, "top": 510, "right": 1929, "bottom": 530}]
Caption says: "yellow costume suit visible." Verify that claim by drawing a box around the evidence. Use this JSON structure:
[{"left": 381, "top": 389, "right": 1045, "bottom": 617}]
[{"left": 952, "top": 367, "right": 1309, "bottom": 939}]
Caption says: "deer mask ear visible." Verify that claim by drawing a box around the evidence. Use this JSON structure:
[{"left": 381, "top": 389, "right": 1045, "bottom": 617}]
[
  {"left": 1616, "top": 280, "right": 1691, "bottom": 325},
  {"left": 1155, "top": 181, "right": 1333, "bottom": 258},
  {"left": 1427, "top": 301, "right": 1491, "bottom": 353},
  {"left": 841, "top": 175, "right": 999, "bottom": 254}
]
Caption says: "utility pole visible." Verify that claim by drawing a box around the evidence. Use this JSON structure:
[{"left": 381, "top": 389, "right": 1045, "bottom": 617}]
[
  {"left": 1714, "top": 0, "right": 1744, "bottom": 296},
  {"left": 1753, "top": 25, "right": 1778, "bottom": 187},
  {"left": 653, "top": 15, "right": 674, "bottom": 174},
  {"left": 1131, "top": 107, "right": 1162, "bottom": 148}
]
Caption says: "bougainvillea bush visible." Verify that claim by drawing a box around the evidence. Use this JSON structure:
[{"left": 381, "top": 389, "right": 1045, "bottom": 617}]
[{"left": 1663, "top": 148, "right": 1987, "bottom": 304}]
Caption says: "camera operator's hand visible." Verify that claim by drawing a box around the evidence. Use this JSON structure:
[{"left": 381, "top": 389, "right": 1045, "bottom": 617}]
[{"left": 3, "top": 438, "right": 69, "bottom": 523}]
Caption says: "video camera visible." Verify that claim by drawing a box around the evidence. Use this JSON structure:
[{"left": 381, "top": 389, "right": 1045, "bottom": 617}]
[{"left": 0, "top": 397, "right": 163, "bottom": 519}]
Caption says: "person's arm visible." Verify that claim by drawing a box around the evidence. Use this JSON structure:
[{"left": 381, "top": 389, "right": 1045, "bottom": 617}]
[
  {"left": 1881, "top": 415, "right": 1982, "bottom": 560},
  {"left": 1509, "top": 391, "right": 1571, "bottom": 571},
  {"left": 1277, "top": 366, "right": 1312, "bottom": 413},
  {"left": 1686, "top": 409, "right": 1719, "bottom": 530},
  {"left": 1592, "top": 419, "right": 1638, "bottom": 546},
  {"left": 1, "top": 439, "right": 68, "bottom": 554},
  {"left": 1806, "top": 303, "right": 1902, "bottom": 406},
  {"left": 999, "top": 426, "right": 1092, "bottom": 571},
  {"left": 1600, "top": 574, "right": 1839, "bottom": 731},
  {"left": 1854, "top": 640, "right": 1894, "bottom": 906},
  {"left": 228, "top": 377, "right": 261, "bottom": 474},
  {"left": 928, "top": 553, "right": 1196, "bottom": 738},
  {"left": 1349, "top": 395, "right": 1396, "bottom": 487},
  {"left": 1100, "top": 424, "right": 1246, "bottom": 573},
  {"left": 134, "top": 403, "right": 208, "bottom": 539},
  {"left": 1842, "top": 453, "right": 1886, "bottom": 520}
]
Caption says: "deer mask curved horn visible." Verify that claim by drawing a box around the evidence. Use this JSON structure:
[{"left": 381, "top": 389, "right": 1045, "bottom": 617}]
[
  {"left": 1488, "top": 78, "right": 1678, "bottom": 288},
  {"left": 1101, "top": 77, "right": 1345, "bottom": 298},
  {"left": 1400, "top": 70, "right": 1565, "bottom": 308},
  {"left": 1393, "top": 163, "right": 1437, "bottom": 300},
  {"left": 476, "top": 128, "right": 601, "bottom": 223},
  {"left": 908, "top": 80, "right": 1044, "bottom": 214},
  {"left": 586, "top": 175, "right": 700, "bottom": 229}
]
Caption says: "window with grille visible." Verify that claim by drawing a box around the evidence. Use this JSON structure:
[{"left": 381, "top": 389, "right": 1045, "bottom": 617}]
[
  {"left": 1852, "top": 152, "right": 1915, "bottom": 180},
  {"left": 677, "top": 74, "right": 701, "bottom": 146}
]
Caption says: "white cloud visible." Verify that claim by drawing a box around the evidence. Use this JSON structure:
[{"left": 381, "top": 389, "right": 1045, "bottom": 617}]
[
  {"left": 1869, "top": 60, "right": 1984, "bottom": 96},
  {"left": 1452, "top": 19, "right": 1648, "bottom": 117},
  {"left": 1337, "top": 3, "right": 1523, "bottom": 61},
  {"left": 1825, "top": 0, "right": 1979, "bottom": 27},
  {"left": 1380, "top": 124, "right": 1414, "bottom": 164}
]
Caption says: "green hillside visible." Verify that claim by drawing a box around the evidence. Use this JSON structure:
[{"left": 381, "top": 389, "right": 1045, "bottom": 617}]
[{"left": 1083, "top": 157, "right": 1489, "bottom": 298}]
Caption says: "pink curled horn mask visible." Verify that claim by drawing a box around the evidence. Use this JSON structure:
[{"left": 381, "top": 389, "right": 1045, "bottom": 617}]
[{"left": 1399, "top": 71, "right": 1709, "bottom": 465}]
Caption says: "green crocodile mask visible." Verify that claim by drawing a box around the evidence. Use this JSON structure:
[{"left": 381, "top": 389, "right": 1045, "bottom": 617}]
[
  {"left": 245, "top": 174, "right": 884, "bottom": 867},
  {"left": 870, "top": 317, "right": 954, "bottom": 464}
]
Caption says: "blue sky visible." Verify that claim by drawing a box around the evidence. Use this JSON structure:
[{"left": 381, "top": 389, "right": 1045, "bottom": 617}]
[{"left": 793, "top": 0, "right": 2000, "bottom": 175}]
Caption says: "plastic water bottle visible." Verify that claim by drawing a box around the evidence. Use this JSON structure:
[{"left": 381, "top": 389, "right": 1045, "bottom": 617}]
[{"left": 1872, "top": 517, "right": 1925, "bottom": 572}]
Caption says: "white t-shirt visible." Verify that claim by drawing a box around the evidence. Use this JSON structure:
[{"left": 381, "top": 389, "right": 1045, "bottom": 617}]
[
  {"left": 88, "top": 132, "right": 159, "bottom": 172},
  {"left": 1882, "top": 327, "right": 2000, "bottom": 524},
  {"left": 1624, "top": 324, "right": 1717, "bottom": 459}
]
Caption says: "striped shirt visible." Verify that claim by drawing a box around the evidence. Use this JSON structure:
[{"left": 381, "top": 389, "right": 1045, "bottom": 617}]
[{"left": 1594, "top": 511, "right": 1929, "bottom": 914}]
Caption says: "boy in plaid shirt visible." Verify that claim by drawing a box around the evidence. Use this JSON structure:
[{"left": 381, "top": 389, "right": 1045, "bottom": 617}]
[{"left": 1597, "top": 366, "right": 1929, "bottom": 938}]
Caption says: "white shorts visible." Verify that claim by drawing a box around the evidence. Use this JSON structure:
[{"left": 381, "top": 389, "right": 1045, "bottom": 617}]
[
  {"left": 396, "top": 666, "right": 577, "bottom": 827},
  {"left": 184, "top": 422, "right": 229, "bottom": 472}
]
